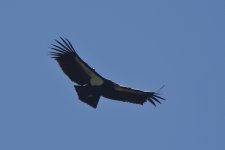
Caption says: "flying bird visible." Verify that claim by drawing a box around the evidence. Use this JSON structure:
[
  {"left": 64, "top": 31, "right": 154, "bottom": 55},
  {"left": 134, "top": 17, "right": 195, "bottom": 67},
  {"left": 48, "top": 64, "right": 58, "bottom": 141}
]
[{"left": 50, "top": 37, "right": 165, "bottom": 108}]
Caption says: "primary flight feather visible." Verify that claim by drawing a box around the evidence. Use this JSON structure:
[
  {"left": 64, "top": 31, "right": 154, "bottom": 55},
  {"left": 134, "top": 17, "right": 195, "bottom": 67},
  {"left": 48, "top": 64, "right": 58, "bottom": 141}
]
[{"left": 50, "top": 37, "right": 165, "bottom": 108}]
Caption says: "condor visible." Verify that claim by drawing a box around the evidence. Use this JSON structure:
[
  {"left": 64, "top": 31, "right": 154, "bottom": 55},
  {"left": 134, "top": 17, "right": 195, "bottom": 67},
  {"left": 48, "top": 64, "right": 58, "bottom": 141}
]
[{"left": 50, "top": 38, "right": 165, "bottom": 108}]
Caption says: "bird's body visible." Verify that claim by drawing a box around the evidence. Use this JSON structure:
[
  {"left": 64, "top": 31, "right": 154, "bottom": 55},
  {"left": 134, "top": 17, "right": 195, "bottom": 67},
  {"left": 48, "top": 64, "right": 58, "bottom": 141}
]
[{"left": 50, "top": 37, "right": 164, "bottom": 108}]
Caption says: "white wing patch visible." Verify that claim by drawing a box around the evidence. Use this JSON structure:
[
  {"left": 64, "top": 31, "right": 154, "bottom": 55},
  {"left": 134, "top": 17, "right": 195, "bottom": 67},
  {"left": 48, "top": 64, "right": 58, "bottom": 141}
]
[
  {"left": 113, "top": 84, "right": 144, "bottom": 94},
  {"left": 75, "top": 57, "right": 104, "bottom": 86}
]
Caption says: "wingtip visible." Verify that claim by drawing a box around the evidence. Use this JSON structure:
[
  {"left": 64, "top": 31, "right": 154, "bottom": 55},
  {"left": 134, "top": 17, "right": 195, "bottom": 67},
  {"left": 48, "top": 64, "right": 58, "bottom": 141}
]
[
  {"left": 152, "top": 96, "right": 162, "bottom": 104},
  {"left": 54, "top": 38, "right": 60, "bottom": 44},
  {"left": 147, "top": 91, "right": 165, "bottom": 106},
  {"left": 50, "top": 37, "right": 77, "bottom": 55},
  {"left": 149, "top": 100, "right": 156, "bottom": 106},
  {"left": 59, "top": 36, "right": 64, "bottom": 40},
  {"left": 154, "top": 94, "right": 166, "bottom": 101}
]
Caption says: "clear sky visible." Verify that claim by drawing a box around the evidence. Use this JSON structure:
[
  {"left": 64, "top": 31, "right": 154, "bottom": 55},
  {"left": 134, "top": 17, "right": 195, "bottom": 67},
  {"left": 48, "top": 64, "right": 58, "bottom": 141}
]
[{"left": 0, "top": 0, "right": 225, "bottom": 150}]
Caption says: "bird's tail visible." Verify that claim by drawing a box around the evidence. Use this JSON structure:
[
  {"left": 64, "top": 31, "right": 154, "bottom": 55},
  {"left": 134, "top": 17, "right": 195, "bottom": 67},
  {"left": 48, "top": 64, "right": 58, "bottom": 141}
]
[{"left": 74, "top": 85, "right": 100, "bottom": 108}]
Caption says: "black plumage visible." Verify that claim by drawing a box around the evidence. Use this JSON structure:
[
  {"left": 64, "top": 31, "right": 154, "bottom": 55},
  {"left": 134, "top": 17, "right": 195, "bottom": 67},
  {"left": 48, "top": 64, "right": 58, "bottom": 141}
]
[{"left": 50, "top": 37, "right": 165, "bottom": 108}]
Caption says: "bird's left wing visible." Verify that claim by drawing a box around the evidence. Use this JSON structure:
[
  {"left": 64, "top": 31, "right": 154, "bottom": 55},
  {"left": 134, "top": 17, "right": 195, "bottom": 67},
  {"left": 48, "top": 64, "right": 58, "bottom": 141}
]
[{"left": 107, "top": 83, "right": 165, "bottom": 106}]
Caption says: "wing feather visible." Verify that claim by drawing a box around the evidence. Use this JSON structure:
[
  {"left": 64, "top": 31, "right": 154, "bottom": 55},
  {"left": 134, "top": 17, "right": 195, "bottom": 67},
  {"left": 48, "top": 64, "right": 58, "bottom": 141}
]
[
  {"left": 49, "top": 38, "right": 103, "bottom": 86},
  {"left": 105, "top": 83, "right": 164, "bottom": 106}
]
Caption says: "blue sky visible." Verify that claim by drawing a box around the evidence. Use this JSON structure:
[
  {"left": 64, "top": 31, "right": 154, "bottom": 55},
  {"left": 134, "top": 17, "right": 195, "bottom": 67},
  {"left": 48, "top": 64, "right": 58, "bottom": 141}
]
[{"left": 0, "top": 0, "right": 225, "bottom": 149}]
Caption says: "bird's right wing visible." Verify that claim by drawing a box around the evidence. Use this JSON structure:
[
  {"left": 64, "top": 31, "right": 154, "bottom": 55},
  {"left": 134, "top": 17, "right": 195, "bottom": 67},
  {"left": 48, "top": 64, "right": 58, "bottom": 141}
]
[{"left": 49, "top": 37, "right": 104, "bottom": 86}]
